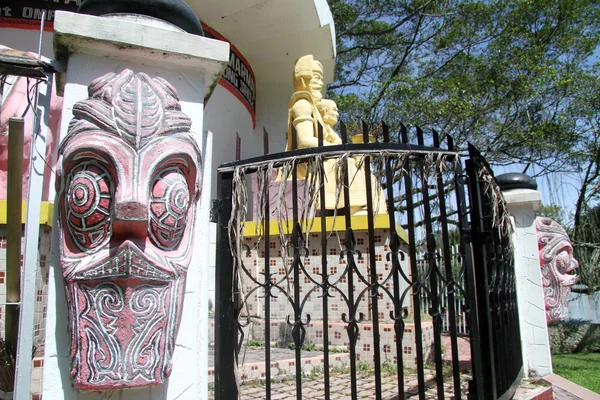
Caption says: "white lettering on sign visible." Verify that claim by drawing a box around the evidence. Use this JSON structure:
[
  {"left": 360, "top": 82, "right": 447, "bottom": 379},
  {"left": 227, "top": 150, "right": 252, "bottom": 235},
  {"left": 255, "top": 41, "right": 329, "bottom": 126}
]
[
  {"left": 224, "top": 51, "right": 255, "bottom": 109},
  {"left": 21, "top": 7, "right": 55, "bottom": 20}
]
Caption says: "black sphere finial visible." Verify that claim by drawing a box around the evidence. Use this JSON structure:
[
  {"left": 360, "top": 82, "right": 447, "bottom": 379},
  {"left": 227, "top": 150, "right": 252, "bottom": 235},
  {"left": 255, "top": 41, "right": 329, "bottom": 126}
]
[
  {"left": 78, "top": 0, "right": 204, "bottom": 36},
  {"left": 496, "top": 173, "right": 537, "bottom": 191}
]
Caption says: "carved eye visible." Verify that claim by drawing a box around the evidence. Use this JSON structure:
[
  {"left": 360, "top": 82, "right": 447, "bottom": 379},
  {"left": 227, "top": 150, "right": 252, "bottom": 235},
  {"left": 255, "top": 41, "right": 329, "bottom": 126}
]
[
  {"left": 65, "top": 161, "right": 113, "bottom": 250},
  {"left": 149, "top": 167, "right": 190, "bottom": 250}
]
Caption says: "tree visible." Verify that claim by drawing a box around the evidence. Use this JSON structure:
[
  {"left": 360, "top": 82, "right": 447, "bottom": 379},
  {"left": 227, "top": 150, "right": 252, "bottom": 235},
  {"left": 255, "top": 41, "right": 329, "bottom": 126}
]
[
  {"left": 537, "top": 203, "right": 568, "bottom": 228},
  {"left": 571, "top": 205, "right": 600, "bottom": 292},
  {"left": 328, "top": 0, "right": 600, "bottom": 232}
]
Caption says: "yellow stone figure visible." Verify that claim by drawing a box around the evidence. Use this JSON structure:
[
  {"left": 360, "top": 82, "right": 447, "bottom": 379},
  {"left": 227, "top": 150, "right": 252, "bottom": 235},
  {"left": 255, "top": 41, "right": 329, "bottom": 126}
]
[
  {"left": 286, "top": 54, "right": 330, "bottom": 154},
  {"left": 317, "top": 99, "right": 387, "bottom": 215},
  {"left": 285, "top": 55, "right": 387, "bottom": 215},
  {"left": 318, "top": 99, "right": 343, "bottom": 145}
]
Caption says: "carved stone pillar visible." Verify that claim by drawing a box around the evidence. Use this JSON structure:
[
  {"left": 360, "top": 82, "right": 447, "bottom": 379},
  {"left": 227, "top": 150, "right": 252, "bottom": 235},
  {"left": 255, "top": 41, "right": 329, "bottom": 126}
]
[{"left": 43, "top": 8, "right": 228, "bottom": 400}]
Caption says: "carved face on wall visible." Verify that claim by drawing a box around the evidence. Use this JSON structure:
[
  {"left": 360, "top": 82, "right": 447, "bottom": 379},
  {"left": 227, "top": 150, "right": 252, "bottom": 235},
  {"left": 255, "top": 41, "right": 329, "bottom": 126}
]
[
  {"left": 57, "top": 70, "right": 201, "bottom": 390},
  {"left": 535, "top": 217, "right": 579, "bottom": 322}
]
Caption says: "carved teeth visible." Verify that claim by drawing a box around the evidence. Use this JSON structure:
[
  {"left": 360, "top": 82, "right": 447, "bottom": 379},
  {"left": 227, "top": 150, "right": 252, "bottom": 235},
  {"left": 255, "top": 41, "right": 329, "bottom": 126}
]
[{"left": 73, "top": 246, "right": 173, "bottom": 281}]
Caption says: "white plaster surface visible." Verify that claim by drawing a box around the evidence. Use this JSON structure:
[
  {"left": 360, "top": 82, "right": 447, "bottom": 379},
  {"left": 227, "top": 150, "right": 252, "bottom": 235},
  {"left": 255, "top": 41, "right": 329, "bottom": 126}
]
[
  {"left": 502, "top": 189, "right": 542, "bottom": 211},
  {"left": 54, "top": 11, "right": 229, "bottom": 100},
  {"left": 204, "top": 85, "right": 254, "bottom": 198},
  {"left": 186, "top": 0, "right": 336, "bottom": 83},
  {"left": 505, "top": 189, "right": 552, "bottom": 378},
  {"left": 0, "top": 28, "right": 54, "bottom": 58},
  {"left": 43, "top": 23, "right": 221, "bottom": 398}
]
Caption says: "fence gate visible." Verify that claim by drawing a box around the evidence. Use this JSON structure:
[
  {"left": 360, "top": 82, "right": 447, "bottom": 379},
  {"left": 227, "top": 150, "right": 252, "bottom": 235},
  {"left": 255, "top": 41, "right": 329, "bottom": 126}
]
[{"left": 213, "top": 122, "right": 523, "bottom": 400}]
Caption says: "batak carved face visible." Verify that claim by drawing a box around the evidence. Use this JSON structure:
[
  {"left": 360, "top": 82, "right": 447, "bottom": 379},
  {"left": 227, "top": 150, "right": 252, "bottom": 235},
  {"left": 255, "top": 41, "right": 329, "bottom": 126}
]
[
  {"left": 57, "top": 70, "right": 201, "bottom": 390},
  {"left": 536, "top": 217, "right": 579, "bottom": 322}
]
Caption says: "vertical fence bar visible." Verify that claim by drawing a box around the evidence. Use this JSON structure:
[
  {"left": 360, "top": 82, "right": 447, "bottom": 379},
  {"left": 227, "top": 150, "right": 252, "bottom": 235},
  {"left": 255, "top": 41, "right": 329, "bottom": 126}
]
[
  {"left": 382, "top": 123, "right": 406, "bottom": 399},
  {"left": 434, "top": 133, "right": 462, "bottom": 398},
  {"left": 491, "top": 227, "right": 505, "bottom": 394},
  {"left": 340, "top": 121, "right": 359, "bottom": 400},
  {"left": 466, "top": 146, "right": 497, "bottom": 399},
  {"left": 361, "top": 120, "right": 383, "bottom": 400},
  {"left": 289, "top": 124, "right": 304, "bottom": 399},
  {"left": 416, "top": 128, "right": 445, "bottom": 399},
  {"left": 6, "top": 118, "right": 24, "bottom": 360},
  {"left": 214, "top": 171, "right": 239, "bottom": 400},
  {"left": 262, "top": 128, "right": 272, "bottom": 400},
  {"left": 400, "top": 126, "right": 426, "bottom": 400},
  {"left": 454, "top": 155, "right": 485, "bottom": 399},
  {"left": 316, "top": 122, "right": 331, "bottom": 399}
]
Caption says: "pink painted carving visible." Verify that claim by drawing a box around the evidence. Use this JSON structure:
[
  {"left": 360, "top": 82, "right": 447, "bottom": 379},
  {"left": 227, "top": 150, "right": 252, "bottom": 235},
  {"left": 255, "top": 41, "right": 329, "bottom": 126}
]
[
  {"left": 56, "top": 69, "right": 201, "bottom": 390},
  {"left": 535, "top": 217, "right": 579, "bottom": 322}
]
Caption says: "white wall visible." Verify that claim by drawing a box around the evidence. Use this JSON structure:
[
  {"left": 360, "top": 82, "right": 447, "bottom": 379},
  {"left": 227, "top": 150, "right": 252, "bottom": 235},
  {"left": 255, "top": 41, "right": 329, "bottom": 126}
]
[
  {"left": 567, "top": 291, "right": 600, "bottom": 323},
  {"left": 204, "top": 85, "right": 255, "bottom": 197},
  {"left": 0, "top": 28, "right": 54, "bottom": 57}
]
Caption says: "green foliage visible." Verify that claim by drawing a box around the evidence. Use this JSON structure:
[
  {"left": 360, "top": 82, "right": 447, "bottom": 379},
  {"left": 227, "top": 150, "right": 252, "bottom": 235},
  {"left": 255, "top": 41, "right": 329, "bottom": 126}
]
[
  {"left": 288, "top": 342, "right": 317, "bottom": 352},
  {"left": 537, "top": 204, "right": 568, "bottom": 228},
  {"left": 245, "top": 339, "right": 265, "bottom": 348},
  {"left": 549, "top": 322, "right": 600, "bottom": 354},
  {"left": 553, "top": 353, "right": 600, "bottom": 394},
  {"left": 328, "top": 0, "right": 600, "bottom": 176},
  {"left": 572, "top": 206, "right": 600, "bottom": 291},
  {"left": 329, "top": 0, "right": 600, "bottom": 249}
]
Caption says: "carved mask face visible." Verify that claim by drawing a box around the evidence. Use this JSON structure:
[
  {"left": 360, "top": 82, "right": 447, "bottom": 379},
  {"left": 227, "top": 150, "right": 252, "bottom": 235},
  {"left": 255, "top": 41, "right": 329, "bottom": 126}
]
[
  {"left": 57, "top": 70, "right": 201, "bottom": 390},
  {"left": 536, "top": 217, "right": 579, "bottom": 322}
]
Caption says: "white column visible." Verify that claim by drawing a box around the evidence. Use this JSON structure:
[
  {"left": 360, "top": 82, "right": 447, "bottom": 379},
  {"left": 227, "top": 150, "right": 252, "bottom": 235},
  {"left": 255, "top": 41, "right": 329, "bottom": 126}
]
[
  {"left": 14, "top": 73, "right": 53, "bottom": 400},
  {"left": 42, "top": 11, "right": 228, "bottom": 400},
  {"left": 503, "top": 188, "right": 552, "bottom": 378}
]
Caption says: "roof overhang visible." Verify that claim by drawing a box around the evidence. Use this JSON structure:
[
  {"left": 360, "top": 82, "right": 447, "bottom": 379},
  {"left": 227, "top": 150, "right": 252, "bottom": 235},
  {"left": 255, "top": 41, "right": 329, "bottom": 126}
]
[{"left": 185, "top": 0, "right": 336, "bottom": 85}]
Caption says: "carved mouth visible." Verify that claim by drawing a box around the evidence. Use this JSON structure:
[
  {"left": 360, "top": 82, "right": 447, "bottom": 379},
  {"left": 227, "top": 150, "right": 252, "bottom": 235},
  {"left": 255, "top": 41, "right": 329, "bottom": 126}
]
[{"left": 72, "top": 243, "right": 175, "bottom": 282}]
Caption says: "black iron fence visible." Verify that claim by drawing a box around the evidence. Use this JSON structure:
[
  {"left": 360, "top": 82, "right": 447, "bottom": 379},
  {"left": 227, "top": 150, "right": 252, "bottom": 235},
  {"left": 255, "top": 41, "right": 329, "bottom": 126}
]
[
  {"left": 417, "top": 246, "right": 470, "bottom": 336},
  {"left": 464, "top": 144, "right": 523, "bottom": 399},
  {"left": 213, "top": 122, "right": 522, "bottom": 399}
]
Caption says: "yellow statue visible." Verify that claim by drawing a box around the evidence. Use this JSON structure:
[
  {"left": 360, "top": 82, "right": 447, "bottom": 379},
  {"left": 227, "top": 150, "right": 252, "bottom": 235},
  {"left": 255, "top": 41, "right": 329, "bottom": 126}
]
[{"left": 285, "top": 55, "right": 387, "bottom": 215}]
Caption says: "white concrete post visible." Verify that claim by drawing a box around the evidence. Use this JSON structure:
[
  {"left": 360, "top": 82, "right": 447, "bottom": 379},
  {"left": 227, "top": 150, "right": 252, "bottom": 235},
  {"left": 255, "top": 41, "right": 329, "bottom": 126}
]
[
  {"left": 42, "top": 11, "right": 228, "bottom": 400},
  {"left": 503, "top": 188, "right": 553, "bottom": 378},
  {"left": 14, "top": 73, "right": 53, "bottom": 400}
]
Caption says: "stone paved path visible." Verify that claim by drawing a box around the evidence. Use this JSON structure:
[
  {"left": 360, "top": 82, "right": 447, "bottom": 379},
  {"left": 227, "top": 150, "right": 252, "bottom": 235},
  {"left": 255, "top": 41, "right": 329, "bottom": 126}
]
[
  {"left": 234, "top": 369, "right": 470, "bottom": 399},
  {"left": 211, "top": 371, "right": 548, "bottom": 399},
  {"left": 209, "top": 334, "right": 549, "bottom": 399}
]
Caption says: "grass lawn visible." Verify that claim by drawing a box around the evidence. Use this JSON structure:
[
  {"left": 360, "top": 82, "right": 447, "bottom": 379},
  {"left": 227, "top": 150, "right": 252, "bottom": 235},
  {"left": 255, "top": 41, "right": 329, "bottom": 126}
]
[{"left": 552, "top": 353, "right": 600, "bottom": 394}]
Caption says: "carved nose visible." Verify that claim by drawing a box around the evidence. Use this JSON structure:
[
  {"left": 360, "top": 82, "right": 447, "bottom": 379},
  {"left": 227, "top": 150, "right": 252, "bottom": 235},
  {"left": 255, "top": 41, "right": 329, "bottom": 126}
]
[{"left": 113, "top": 201, "right": 148, "bottom": 238}]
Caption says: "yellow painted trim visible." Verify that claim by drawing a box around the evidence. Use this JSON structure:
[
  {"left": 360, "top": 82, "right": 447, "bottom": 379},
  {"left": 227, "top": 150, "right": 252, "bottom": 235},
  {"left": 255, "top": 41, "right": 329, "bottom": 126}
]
[
  {"left": 243, "top": 214, "right": 409, "bottom": 244},
  {"left": 0, "top": 200, "right": 55, "bottom": 227}
]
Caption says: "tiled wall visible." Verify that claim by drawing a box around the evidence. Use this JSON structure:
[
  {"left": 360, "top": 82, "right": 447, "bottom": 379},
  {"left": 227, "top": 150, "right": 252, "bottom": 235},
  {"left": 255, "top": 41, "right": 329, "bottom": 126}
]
[
  {"left": 239, "top": 228, "right": 411, "bottom": 323},
  {"left": 239, "top": 320, "right": 434, "bottom": 368},
  {"left": 235, "top": 227, "right": 435, "bottom": 367}
]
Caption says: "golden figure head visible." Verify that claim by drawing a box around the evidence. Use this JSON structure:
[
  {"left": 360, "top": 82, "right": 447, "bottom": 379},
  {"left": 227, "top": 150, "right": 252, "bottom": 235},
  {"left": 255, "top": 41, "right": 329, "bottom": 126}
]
[
  {"left": 293, "top": 55, "right": 324, "bottom": 100},
  {"left": 319, "top": 99, "right": 339, "bottom": 126}
]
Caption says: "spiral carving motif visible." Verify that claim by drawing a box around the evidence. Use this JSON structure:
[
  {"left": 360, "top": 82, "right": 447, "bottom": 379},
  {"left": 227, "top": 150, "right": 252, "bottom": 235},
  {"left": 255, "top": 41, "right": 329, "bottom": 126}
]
[
  {"left": 149, "top": 167, "right": 190, "bottom": 250},
  {"left": 536, "top": 217, "right": 578, "bottom": 322},
  {"left": 66, "top": 161, "right": 113, "bottom": 250},
  {"left": 59, "top": 69, "right": 201, "bottom": 390}
]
